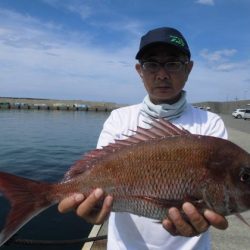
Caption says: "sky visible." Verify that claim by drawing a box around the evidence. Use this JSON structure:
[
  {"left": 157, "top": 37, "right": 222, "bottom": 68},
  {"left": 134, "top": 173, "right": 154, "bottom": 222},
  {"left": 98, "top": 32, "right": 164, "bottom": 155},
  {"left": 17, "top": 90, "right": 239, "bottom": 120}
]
[{"left": 0, "top": 0, "right": 250, "bottom": 104}]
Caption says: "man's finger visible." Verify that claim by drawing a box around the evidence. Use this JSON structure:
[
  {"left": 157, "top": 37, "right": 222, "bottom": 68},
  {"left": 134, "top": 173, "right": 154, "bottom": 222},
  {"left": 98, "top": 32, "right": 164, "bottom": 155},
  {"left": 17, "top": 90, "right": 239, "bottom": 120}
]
[
  {"left": 204, "top": 209, "right": 228, "bottom": 230},
  {"left": 58, "top": 193, "right": 84, "bottom": 213},
  {"left": 162, "top": 218, "right": 178, "bottom": 236},
  {"left": 183, "top": 203, "right": 209, "bottom": 233},
  {"left": 167, "top": 207, "right": 194, "bottom": 237},
  {"left": 76, "top": 188, "right": 104, "bottom": 218},
  {"left": 93, "top": 195, "right": 113, "bottom": 224}
]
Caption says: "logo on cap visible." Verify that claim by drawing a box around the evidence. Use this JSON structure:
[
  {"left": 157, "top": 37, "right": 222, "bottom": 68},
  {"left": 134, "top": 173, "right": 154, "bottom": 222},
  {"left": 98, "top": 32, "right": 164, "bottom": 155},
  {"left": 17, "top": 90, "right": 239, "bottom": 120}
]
[{"left": 170, "top": 35, "right": 185, "bottom": 47}]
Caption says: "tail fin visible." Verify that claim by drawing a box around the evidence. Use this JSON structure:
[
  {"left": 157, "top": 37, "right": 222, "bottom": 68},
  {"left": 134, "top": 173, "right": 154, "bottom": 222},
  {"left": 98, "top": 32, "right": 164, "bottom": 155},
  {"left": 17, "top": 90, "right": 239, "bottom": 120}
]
[{"left": 0, "top": 171, "right": 55, "bottom": 246}]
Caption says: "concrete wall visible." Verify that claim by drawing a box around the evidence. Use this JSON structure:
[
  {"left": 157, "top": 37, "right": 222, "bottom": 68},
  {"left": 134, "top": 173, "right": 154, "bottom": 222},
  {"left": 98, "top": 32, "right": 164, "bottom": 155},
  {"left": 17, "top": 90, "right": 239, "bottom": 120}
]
[{"left": 193, "top": 100, "right": 250, "bottom": 114}]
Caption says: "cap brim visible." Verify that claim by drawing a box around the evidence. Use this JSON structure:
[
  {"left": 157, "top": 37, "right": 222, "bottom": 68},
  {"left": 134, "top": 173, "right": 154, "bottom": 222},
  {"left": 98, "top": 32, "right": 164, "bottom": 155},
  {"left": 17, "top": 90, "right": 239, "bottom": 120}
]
[{"left": 135, "top": 42, "right": 190, "bottom": 59}]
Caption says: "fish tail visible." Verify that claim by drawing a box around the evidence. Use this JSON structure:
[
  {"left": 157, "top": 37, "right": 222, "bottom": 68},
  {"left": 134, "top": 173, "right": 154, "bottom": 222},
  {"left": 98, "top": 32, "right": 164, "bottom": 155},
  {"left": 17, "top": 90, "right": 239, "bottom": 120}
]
[{"left": 0, "top": 171, "right": 55, "bottom": 246}]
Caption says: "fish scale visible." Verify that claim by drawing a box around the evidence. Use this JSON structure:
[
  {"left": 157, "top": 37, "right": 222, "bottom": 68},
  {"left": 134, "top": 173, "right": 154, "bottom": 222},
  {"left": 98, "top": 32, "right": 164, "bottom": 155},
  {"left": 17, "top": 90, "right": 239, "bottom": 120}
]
[{"left": 0, "top": 118, "right": 250, "bottom": 246}]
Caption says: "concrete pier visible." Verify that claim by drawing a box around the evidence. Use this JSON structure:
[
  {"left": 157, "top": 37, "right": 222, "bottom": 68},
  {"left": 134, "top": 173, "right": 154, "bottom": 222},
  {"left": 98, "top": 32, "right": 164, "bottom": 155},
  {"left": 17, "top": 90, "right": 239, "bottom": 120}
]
[{"left": 211, "top": 115, "right": 250, "bottom": 250}]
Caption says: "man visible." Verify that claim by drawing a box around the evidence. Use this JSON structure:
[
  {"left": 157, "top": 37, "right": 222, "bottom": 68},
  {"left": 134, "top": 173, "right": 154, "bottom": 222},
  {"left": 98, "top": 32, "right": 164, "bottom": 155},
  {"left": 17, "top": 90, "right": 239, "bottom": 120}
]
[{"left": 58, "top": 27, "right": 228, "bottom": 249}]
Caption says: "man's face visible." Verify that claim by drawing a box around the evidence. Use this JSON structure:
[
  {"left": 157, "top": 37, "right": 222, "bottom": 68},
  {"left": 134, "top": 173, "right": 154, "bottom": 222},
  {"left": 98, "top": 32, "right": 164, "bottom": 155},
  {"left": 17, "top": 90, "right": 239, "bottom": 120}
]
[{"left": 136, "top": 44, "right": 193, "bottom": 104}]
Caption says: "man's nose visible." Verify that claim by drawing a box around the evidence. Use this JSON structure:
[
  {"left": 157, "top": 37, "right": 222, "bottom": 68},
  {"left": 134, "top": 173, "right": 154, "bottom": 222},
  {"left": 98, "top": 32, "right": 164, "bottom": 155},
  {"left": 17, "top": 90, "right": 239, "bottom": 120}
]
[{"left": 156, "top": 66, "right": 171, "bottom": 80}]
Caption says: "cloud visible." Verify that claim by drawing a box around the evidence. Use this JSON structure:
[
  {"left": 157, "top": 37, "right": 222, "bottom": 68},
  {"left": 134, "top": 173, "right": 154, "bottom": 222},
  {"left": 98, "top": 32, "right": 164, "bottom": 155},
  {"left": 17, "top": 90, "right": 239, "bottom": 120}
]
[
  {"left": 0, "top": 9, "right": 67, "bottom": 50},
  {"left": 0, "top": 8, "right": 143, "bottom": 104},
  {"left": 198, "top": 48, "right": 246, "bottom": 72},
  {"left": 187, "top": 59, "right": 250, "bottom": 102},
  {"left": 195, "top": 0, "right": 215, "bottom": 6},
  {"left": 66, "top": 4, "right": 92, "bottom": 20},
  {"left": 42, "top": 0, "right": 143, "bottom": 35},
  {"left": 1, "top": 4, "right": 249, "bottom": 105},
  {"left": 200, "top": 49, "right": 237, "bottom": 62},
  {"left": 43, "top": 0, "right": 93, "bottom": 20},
  {"left": 0, "top": 39, "right": 143, "bottom": 103}
]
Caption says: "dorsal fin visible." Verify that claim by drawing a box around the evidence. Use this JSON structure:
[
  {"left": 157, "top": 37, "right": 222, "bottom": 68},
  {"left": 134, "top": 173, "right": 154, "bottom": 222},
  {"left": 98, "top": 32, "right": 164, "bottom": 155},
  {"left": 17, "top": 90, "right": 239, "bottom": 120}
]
[
  {"left": 62, "top": 118, "right": 190, "bottom": 181},
  {"left": 62, "top": 149, "right": 105, "bottom": 182}
]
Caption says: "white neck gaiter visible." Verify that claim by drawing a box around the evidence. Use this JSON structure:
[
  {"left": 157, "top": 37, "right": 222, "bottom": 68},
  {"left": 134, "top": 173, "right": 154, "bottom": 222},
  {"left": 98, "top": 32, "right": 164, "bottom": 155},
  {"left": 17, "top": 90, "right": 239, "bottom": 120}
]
[{"left": 140, "top": 91, "right": 188, "bottom": 121}]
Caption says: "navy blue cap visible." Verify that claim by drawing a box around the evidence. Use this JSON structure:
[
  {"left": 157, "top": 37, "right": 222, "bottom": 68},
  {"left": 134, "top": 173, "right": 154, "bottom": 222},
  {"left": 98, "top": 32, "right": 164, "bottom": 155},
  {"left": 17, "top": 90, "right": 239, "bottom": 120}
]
[{"left": 135, "top": 27, "right": 191, "bottom": 59}]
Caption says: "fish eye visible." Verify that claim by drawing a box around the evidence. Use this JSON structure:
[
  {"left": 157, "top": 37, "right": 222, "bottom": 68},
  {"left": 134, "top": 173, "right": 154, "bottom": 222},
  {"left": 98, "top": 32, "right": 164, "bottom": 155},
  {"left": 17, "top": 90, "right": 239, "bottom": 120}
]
[
  {"left": 240, "top": 173, "right": 250, "bottom": 182},
  {"left": 239, "top": 168, "right": 250, "bottom": 184}
]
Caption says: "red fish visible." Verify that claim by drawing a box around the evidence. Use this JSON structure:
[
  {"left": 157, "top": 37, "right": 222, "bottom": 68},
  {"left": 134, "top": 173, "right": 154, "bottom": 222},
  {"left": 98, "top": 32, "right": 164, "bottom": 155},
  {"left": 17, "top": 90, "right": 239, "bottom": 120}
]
[{"left": 0, "top": 118, "right": 250, "bottom": 246}]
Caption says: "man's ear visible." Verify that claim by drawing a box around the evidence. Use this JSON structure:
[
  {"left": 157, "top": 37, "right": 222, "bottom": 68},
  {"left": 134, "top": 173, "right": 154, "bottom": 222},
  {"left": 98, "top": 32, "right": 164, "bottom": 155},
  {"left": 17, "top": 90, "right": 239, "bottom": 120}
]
[
  {"left": 186, "top": 60, "right": 193, "bottom": 74},
  {"left": 135, "top": 63, "right": 143, "bottom": 78}
]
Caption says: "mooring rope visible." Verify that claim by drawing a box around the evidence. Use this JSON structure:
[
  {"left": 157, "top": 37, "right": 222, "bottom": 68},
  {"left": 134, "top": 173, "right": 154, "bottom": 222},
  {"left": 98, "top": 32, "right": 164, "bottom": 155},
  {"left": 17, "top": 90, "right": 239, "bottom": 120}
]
[{"left": 6, "top": 235, "right": 107, "bottom": 246}]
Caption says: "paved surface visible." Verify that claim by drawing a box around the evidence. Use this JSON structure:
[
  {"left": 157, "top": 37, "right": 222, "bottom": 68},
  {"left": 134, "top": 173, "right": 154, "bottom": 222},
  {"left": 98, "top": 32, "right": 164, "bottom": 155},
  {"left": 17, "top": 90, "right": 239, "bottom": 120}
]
[
  {"left": 221, "top": 114, "right": 250, "bottom": 133},
  {"left": 211, "top": 114, "right": 250, "bottom": 250}
]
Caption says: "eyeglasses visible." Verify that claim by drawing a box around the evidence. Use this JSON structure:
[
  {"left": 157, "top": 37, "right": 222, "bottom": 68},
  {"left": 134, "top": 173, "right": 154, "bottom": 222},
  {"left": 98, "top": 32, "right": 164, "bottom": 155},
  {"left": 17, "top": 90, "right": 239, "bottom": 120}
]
[{"left": 141, "top": 61, "right": 189, "bottom": 73}]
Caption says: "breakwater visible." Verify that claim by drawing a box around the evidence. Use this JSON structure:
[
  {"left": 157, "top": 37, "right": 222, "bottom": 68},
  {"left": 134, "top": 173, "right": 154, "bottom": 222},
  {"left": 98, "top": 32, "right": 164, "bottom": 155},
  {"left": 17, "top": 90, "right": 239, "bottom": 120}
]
[
  {"left": 0, "top": 97, "right": 122, "bottom": 112},
  {"left": 2, "top": 97, "right": 250, "bottom": 114}
]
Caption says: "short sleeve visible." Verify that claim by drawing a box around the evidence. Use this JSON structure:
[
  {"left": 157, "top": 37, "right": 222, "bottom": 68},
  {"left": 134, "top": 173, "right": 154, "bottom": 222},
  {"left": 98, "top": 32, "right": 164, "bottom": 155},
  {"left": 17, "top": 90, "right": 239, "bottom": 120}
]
[{"left": 96, "top": 110, "right": 121, "bottom": 149}]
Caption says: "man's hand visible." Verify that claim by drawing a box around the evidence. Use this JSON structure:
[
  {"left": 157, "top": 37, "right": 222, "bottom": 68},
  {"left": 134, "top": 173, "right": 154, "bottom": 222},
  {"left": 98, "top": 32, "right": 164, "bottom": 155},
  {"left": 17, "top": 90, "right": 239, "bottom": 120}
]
[
  {"left": 58, "top": 188, "right": 113, "bottom": 225},
  {"left": 162, "top": 202, "right": 228, "bottom": 237}
]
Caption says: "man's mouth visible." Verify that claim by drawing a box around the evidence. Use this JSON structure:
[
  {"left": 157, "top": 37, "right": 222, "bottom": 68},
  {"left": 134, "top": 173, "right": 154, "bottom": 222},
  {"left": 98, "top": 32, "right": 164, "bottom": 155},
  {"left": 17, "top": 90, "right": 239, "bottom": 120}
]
[
  {"left": 154, "top": 82, "right": 172, "bottom": 88},
  {"left": 155, "top": 85, "right": 172, "bottom": 89}
]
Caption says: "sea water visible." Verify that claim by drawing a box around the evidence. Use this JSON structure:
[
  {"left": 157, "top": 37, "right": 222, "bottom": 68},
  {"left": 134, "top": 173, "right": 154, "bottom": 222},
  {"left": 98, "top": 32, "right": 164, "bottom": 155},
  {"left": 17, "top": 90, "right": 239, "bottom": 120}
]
[{"left": 0, "top": 109, "right": 110, "bottom": 250}]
